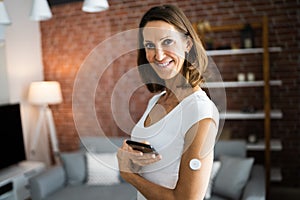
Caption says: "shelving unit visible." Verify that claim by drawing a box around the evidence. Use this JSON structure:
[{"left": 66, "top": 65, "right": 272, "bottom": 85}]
[
  {"left": 219, "top": 110, "right": 282, "bottom": 120},
  {"left": 203, "top": 80, "right": 282, "bottom": 88},
  {"left": 194, "top": 16, "right": 282, "bottom": 197},
  {"left": 206, "top": 47, "right": 282, "bottom": 56}
]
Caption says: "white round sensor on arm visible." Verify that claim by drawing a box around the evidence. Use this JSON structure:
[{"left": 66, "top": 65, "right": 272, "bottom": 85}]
[{"left": 189, "top": 158, "right": 201, "bottom": 170}]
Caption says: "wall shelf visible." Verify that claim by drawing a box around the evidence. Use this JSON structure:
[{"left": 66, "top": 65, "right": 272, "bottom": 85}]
[
  {"left": 220, "top": 110, "right": 282, "bottom": 120},
  {"left": 247, "top": 139, "right": 282, "bottom": 151},
  {"left": 206, "top": 47, "right": 282, "bottom": 56},
  {"left": 203, "top": 80, "right": 282, "bottom": 88}
]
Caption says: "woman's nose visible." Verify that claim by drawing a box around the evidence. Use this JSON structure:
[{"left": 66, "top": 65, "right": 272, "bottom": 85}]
[{"left": 155, "top": 47, "right": 165, "bottom": 61}]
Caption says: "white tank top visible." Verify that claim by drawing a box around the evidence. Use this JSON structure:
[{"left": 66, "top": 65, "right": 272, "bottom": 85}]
[{"left": 131, "top": 89, "right": 219, "bottom": 200}]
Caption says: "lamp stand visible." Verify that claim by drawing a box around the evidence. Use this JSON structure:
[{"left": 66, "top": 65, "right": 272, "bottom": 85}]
[{"left": 30, "top": 105, "right": 60, "bottom": 164}]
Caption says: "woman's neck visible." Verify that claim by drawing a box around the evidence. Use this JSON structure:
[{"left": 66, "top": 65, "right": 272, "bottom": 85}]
[{"left": 164, "top": 74, "right": 200, "bottom": 102}]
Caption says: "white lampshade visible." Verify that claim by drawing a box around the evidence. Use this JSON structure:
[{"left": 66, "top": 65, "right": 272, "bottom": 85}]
[
  {"left": 0, "top": 1, "right": 11, "bottom": 25},
  {"left": 28, "top": 81, "right": 63, "bottom": 105},
  {"left": 30, "top": 0, "right": 52, "bottom": 21},
  {"left": 82, "top": 0, "right": 109, "bottom": 13}
]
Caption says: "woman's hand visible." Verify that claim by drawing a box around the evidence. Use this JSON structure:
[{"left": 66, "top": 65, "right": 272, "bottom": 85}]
[{"left": 117, "top": 140, "right": 161, "bottom": 174}]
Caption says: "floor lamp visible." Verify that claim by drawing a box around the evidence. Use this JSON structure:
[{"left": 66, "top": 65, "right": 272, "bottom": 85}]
[{"left": 28, "top": 81, "right": 63, "bottom": 164}]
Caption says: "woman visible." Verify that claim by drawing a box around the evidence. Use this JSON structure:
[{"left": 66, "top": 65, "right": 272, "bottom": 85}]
[{"left": 117, "top": 5, "right": 219, "bottom": 200}]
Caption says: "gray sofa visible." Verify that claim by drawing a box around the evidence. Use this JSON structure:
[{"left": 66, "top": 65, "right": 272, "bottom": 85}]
[{"left": 29, "top": 137, "right": 265, "bottom": 200}]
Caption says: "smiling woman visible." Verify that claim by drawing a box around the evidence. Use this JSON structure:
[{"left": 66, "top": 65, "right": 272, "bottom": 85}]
[{"left": 116, "top": 4, "right": 219, "bottom": 200}]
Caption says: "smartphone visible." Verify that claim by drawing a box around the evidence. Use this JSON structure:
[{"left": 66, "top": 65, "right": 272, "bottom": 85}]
[{"left": 126, "top": 140, "right": 159, "bottom": 155}]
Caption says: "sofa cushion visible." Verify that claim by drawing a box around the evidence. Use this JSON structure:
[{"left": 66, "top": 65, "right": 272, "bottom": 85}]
[
  {"left": 86, "top": 152, "right": 121, "bottom": 185},
  {"left": 60, "top": 151, "right": 86, "bottom": 186},
  {"left": 214, "top": 140, "right": 246, "bottom": 160},
  {"left": 208, "top": 195, "right": 228, "bottom": 200},
  {"left": 213, "top": 155, "right": 254, "bottom": 200},
  {"left": 205, "top": 161, "right": 221, "bottom": 199},
  {"left": 43, "top": 183, "right": 137, "bottom": 200}
]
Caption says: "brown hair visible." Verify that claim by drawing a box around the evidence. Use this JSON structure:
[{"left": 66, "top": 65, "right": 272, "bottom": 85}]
[{"left": 137, "top": 4, "right": 208, "bottom": 93}]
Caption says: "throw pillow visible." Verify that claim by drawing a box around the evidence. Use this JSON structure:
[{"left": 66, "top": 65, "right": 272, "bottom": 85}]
[
  {"left": 205, "top": 161, "right": 221, "bottom": 199},
  {"left": 60, "top": 151, "right": 86, "bottom": 186},
  {"left": 213, "top": 155, "right": 254, "bottom": 200},
  {"left": 86, "top": 152, "right": 121, "bottom": 185}
]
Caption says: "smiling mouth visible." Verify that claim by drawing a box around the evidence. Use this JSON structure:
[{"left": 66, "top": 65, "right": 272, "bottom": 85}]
[{"left": 156, "top": 60, "right": 173, "bottom": 68}]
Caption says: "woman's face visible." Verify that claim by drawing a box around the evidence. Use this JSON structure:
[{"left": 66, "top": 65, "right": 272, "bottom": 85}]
[{"left": 142, "top": 21, "right": 191, "bottom": 80}]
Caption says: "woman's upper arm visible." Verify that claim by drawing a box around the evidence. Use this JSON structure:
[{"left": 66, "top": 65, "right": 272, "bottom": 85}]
[{"left": 174, "top": 118, "right": 217, "bottom": 200}]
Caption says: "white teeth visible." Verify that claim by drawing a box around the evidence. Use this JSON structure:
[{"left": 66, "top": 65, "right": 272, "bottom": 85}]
[{"left": 157, "top": 62, "right": 170, "bottom": 67}]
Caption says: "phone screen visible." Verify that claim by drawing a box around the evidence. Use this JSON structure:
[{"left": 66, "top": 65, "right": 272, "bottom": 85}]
[{"left": 126, "top": 140, "right": 158, "bottom": 155}]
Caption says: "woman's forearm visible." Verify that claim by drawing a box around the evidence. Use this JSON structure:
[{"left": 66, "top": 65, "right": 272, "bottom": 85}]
[{"left": 121, "top": 171, "right": 176, "bottom": 200}]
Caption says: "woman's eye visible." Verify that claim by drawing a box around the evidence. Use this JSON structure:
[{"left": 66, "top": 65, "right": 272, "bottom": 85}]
[
  {"left": 163, "top": 39, "right": 174, "bottom": 46},
  {"left": 144, "top": 43, "right": 155, "bottom": 49}
]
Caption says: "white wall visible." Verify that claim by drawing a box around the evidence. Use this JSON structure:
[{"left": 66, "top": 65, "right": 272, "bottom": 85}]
[
  {"left": 0, "top": 27, "right": 9, "bottom": 104},
  {"left": 5, "top": 0, "right": 44, "bottom": 102},
  {"left": 2, "top": 0, "right": 51, "bottom": 166}
]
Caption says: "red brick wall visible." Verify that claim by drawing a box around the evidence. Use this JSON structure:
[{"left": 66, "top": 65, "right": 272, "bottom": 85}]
[{"left": 42, "top": 0, "right": 299, "bottom": 186}]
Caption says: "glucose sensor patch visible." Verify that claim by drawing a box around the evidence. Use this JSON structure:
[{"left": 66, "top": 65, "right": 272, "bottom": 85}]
[{"left": 189, "top": 158, "right": 201, "bottom": 170}]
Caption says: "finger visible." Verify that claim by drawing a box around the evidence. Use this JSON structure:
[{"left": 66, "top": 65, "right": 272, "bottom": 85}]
[
  {"left": 119, "top": 148, "right": 143, "bottom": 159},
  {"left": 131, "top": 154, "right": 162, "bottom": 166},
  {"left": 141, "top": 140, "right": 150, "bottom": 144},
  {"left": 118, "top": 140, "right": 128, "bottom": 151},
  {"left": 133, "top": 153, "right": 157, "bottom": 160},
  {"left": 132, "top": 156, "right": 161, "bottom": 166},
  {"left": 120, "top": 140, "right": 141, "bottom": 154}
]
